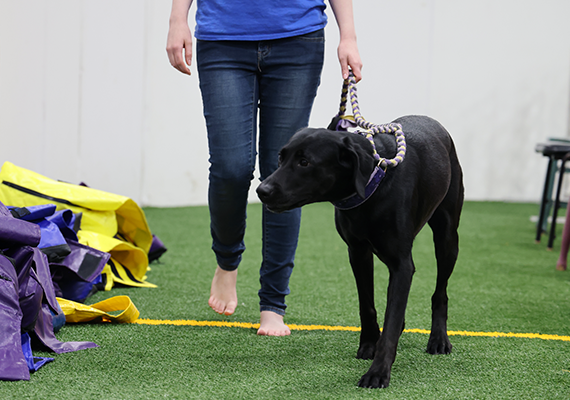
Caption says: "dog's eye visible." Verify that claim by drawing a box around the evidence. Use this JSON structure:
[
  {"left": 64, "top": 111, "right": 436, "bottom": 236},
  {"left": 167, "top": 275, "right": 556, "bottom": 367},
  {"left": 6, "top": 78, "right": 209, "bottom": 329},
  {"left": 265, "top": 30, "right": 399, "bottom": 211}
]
[{"left": 299, "top": 158, "right": 309, "bottom": 167}]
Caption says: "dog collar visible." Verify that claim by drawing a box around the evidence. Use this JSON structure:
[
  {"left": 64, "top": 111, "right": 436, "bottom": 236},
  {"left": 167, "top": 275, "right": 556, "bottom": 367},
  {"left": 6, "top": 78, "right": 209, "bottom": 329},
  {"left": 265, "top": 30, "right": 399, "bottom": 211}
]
[{"left": 332, "top": 165, "right": 385, "bottom": 210}]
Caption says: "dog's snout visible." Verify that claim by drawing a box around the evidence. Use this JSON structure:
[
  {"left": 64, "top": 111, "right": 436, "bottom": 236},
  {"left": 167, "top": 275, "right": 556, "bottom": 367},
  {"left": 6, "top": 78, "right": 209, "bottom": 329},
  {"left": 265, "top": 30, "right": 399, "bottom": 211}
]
[{"left": 256, "top": 181, "right": 275, "bottom": 202}]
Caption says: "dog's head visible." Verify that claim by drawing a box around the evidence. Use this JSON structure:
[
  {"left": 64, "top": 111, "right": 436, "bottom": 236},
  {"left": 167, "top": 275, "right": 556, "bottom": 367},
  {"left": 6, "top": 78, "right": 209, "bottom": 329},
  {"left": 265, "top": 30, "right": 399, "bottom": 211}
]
[{"left": 256, "top": 128, "right": 376, "bottom": 213}]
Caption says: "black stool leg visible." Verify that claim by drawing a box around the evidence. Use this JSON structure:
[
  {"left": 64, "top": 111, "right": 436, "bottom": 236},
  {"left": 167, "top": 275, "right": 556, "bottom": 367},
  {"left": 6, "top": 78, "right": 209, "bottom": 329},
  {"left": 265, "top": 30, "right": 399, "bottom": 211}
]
[{"left": 537, "top": 157, "right": 555, "bottom": 242}]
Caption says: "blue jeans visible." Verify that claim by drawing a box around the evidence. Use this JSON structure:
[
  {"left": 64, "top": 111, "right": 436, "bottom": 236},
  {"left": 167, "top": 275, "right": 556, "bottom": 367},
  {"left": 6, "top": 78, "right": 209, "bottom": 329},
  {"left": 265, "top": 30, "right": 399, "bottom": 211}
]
[{"left": 196, "top": 29, "right": 325, "bottom": 315}]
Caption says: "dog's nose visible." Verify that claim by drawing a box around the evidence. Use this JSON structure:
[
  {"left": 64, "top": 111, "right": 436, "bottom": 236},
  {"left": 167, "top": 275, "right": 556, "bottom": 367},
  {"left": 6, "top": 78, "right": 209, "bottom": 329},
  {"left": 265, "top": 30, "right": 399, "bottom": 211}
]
[{"left": 256, "top": 181, "right": 273, "bottom": 202}]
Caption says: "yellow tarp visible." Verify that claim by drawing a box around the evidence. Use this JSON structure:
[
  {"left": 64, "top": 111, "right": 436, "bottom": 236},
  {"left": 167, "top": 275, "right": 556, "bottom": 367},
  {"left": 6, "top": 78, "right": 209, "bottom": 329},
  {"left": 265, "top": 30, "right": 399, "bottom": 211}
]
[{"left": 0, "top": 161, "right": 155, "bottom": 287}]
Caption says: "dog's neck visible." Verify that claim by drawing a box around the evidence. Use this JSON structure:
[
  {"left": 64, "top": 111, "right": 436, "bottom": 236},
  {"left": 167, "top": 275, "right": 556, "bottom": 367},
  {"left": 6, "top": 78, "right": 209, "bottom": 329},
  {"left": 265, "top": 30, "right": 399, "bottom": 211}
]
[{"left": 332, "top": 131, "right": 385, "bottom": 210}]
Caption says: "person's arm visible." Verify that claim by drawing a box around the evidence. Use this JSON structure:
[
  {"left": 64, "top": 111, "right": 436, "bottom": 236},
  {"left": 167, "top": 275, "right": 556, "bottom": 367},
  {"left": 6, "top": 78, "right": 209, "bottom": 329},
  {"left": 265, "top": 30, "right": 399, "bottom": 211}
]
[
  {"left": 166, "top": 0, "right": 194, "bottom": 75},
  {"left": 329, "top": 0, "right": 363, "bottom": 82}
]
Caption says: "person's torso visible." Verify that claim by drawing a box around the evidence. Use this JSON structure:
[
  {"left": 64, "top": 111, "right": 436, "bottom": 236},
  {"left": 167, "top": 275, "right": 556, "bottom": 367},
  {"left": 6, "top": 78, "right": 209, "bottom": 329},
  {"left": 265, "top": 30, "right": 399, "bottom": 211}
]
[{"left": 195, "top": 0, "right": 328, "bottom": 41}]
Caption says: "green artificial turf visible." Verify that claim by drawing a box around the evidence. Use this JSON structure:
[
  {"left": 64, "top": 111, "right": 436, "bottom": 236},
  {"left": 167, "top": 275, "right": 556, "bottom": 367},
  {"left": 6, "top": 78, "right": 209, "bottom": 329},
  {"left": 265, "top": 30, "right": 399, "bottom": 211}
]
[{"left": 2, "top": 201, "right": 569, "bottom": 399}]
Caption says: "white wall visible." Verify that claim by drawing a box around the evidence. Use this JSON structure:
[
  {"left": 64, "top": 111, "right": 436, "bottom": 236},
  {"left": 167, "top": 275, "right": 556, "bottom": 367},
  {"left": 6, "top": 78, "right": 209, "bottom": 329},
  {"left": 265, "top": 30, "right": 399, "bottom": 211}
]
[{"left": 1, "top": 0, "right": 569, "bottom": 206}]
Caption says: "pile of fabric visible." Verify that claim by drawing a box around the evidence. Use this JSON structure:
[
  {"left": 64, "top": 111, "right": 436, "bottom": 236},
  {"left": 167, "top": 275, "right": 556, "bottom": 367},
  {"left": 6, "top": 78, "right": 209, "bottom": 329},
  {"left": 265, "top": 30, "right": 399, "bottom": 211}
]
[{"left": 0, "top": 162, "right": 166, "bottom": 380}]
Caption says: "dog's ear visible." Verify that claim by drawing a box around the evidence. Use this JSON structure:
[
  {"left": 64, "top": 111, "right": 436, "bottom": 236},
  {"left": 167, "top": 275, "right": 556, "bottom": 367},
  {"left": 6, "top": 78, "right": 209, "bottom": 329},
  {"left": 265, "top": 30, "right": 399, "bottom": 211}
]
[
  {"left": 327, "top": 115, "right": 341, "bottom": 130},
  {"left": 341, "top": 136, "right": 371, "bottom": 199}
]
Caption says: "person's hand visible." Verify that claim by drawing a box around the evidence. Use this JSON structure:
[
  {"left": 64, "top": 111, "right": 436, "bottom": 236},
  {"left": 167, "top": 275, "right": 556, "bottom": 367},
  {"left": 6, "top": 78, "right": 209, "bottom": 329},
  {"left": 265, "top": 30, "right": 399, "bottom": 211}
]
[
  {"left": 166, "top": 21, "right": 193, "bottom": 75},
  {"left": 338, "top": 37, "right": 363, "bottom": 82}
]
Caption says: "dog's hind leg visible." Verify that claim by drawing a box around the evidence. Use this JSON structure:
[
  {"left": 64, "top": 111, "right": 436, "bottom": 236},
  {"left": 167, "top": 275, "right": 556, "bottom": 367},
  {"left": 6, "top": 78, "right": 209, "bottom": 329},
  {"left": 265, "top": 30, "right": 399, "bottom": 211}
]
[
  {"left": 347, "top": 243, "right": 380, "bottom": 360},
  {"left": 426, "top": 162, "right": 464, "bottom": 354}
]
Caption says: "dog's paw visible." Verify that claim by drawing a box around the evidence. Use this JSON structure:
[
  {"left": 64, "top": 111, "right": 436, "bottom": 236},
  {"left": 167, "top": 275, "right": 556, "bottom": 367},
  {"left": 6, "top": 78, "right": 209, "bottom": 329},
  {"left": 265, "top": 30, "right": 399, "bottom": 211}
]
[
  {"left": 426, "top": 333, "right": 452, "bottom": 355},
  {"left": 356, "top": 342, "right": 375, "bottom": 360},
  {"left": 357, "top": 370, "right": 390, "bottom": 389}
]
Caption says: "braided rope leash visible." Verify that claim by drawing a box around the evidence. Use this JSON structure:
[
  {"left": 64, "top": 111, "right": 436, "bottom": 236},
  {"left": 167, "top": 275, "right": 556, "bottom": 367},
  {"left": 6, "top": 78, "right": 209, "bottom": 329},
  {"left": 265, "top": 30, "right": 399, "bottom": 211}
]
[{"left": 336, "top": 73, "right": 407, "bottom": 169}]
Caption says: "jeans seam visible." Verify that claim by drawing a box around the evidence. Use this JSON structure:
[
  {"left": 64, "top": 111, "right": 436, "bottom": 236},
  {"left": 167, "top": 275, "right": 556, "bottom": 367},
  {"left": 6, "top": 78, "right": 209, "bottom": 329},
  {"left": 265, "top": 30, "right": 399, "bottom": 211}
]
[
  {"left": 262, "top": 205, "right": 268, "bottom": 279},
  {"left": 251, "top": 75, "right": 258, "bottom": 178},
  {"left": 258, "top": 44, "right": 271, "bottom": 72}
]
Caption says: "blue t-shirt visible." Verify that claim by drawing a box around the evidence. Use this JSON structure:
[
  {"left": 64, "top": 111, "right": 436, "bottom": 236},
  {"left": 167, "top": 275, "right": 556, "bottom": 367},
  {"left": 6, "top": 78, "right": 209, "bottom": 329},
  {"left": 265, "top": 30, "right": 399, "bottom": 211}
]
[{"left": 195, "top": 0, "right": 328, "bottom": 41}]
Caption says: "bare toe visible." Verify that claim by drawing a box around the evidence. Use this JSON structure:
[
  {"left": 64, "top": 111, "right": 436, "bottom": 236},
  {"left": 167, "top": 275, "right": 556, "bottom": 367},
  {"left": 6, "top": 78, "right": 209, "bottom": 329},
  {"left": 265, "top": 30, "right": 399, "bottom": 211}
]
[{"left": 209, "top": 266, "right": 238, "bottom": 315}]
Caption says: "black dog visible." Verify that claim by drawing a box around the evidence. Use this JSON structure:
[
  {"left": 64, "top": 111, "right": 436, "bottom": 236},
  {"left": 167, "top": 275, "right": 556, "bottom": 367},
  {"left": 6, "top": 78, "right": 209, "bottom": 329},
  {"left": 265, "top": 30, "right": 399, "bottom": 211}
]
[{"left": 256, "top": 115, "right": 464, "bottom": 389}]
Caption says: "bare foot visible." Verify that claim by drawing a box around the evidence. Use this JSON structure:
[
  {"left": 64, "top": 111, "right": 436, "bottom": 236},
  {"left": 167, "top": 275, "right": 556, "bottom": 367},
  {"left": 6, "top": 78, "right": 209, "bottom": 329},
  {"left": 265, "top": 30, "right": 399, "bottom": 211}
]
[
  {"left": 257, "top": 311, "right": 291, "bottom": 336},
  {"left": 208, "top": 266, "right": 238, "bottom": 316},
  {"left": 556, "top": 263, "right": 567, "bottom": 271}
]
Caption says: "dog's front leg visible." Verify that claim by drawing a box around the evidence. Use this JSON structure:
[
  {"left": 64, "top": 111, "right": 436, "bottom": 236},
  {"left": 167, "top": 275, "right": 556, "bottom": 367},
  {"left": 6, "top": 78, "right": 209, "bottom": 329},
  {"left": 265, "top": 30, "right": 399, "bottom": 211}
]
[
  {"left": 358, "top": 256, "right": 415, "bottom": 389},
  {"left": 347, "top": 244, "right": 379, "bottom": 359}
]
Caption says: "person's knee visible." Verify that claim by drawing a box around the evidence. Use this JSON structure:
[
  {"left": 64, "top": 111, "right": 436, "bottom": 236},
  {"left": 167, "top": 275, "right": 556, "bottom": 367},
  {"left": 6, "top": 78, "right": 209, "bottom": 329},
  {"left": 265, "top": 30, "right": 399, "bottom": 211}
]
[{"left": 211, "top": 155, "right": 255, "bottom": 180}]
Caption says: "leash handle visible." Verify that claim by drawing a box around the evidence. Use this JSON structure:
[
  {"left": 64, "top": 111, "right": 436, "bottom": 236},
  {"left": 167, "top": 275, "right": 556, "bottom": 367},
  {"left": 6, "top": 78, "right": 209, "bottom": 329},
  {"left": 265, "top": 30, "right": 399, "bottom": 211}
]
[{"left": 336, "top": 72, "right": 407, "bottom": 169}]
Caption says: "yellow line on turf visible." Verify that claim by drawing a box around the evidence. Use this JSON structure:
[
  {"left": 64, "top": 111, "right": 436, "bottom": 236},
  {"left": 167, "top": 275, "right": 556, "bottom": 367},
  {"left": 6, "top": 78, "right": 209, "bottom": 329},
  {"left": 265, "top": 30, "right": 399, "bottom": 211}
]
[{"left": 132, "top": 318, "right": 570, "bottom": 342}]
